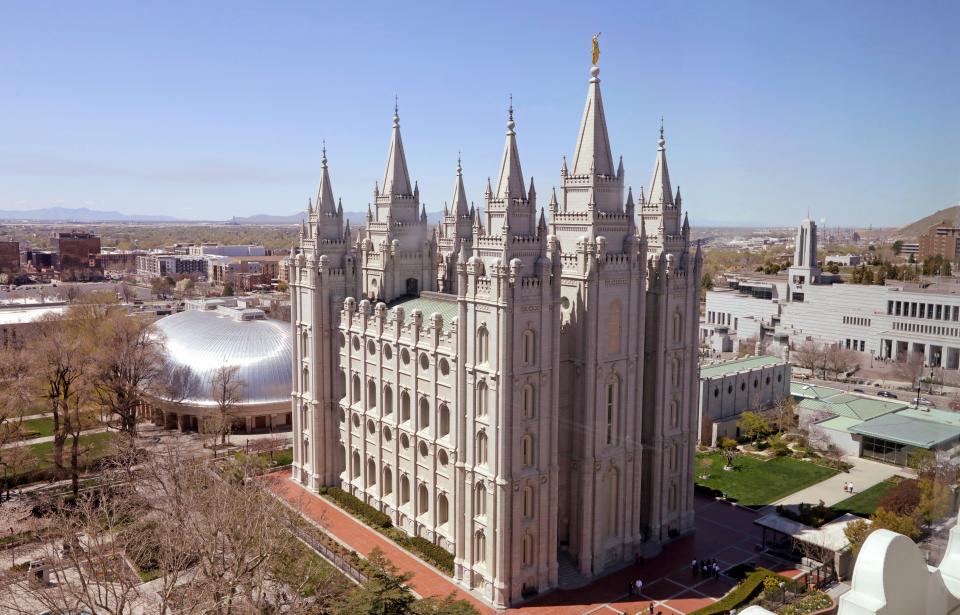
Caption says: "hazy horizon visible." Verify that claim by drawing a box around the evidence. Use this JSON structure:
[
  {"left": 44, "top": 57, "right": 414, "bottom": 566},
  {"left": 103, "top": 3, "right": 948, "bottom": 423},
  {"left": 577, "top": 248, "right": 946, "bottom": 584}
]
[{"left": 2, "top": 1, "right": 958, "bottom": 228}]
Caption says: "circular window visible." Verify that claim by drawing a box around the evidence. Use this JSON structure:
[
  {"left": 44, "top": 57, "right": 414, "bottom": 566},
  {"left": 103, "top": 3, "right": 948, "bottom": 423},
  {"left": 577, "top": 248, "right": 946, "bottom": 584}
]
[
  {"left": 561, "top": 297, "right": 570, "bottom": 310},
  {"left": 438, "top": 449, "right": 448, "bottom": 466},
  {"left": 439, "top": 358, "right": 450, "bottom": 376},
  {"left": 367, "top": 419, "right": 376, "bottom": 435},
  {"left": 419, "top": 441, "right": 429, "bottom": 458},
  {"left": 383, "top": 344, "right": 393, "bottom": 360},
  {"left": 384, "top": 427, "right": 392, "bottom": 442},
  {"left": 727, "top": 385, "right": 733, "bottom": 394},
  {"left": 713, "top": 387, "right": 719, "bottom": 398},
  {"left": 339, "top": 332, "right": 346, "bottom": 348},
  {"left": 352, "top": 414, "right": 360, "bottom": 428},
  {"left": 401, "top": 348, "right": 411, "bottom": 365},
  {"left": 740, "top": 382, "right": 746, "bottom": 392},
  {"left": 419, "top": 354, "right": 429, "bottom": 370},
  {"left": 352, "top": 336, "right": 361, "bottom": 351},
  {"left": 400, "top": 433, "right": 409, "bottom": 449},
  {"left": 367, "top": 340, "right": 376, "bottom": 355}
]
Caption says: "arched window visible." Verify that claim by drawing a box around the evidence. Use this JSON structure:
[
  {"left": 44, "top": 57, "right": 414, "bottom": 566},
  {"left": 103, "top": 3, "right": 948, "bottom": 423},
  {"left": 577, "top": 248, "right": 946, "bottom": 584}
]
[
  {"left": 367, "top": 380, "right": 377, "bottom": 410},
  {"left": 474, "top": 531, "right": 486, "bottom": 564},
  {"left": 521, "top": 434, "right": 534, "bottom": 467},
  {"left": 522, "top": 384, "right": 536, "bottom": 419},
  {"left": 382, "top": 466, "right": 393, "bottom": 496},
  {"left": 474, "top": 482, "right": 486, "bottom": 516},
  {"left": 673, "top": 310, "right": 684, "bottom": 342},
  {"left": 302, "top": 367, "right": 310, "bottom": 394},
  {"left": 476, "top": 381, "right": 488, "bottom": 417},
  {"left": 339, "top": 370, "right": 347, "bottom": 401},
  {"left": 417, "top": 484, "right": 429, "bottom": 516},
  {"left": 300, "top": 403, "right": 308, "bottom": 428},
  {"left": 668, "top": 482, "right": 678, "bottom": 512},
  {"left": 437, "top": 493, "right": 449, "bottom": 525},
  {"left": 400, "top": 475, "right": 410, "bottom": 506},
  {"left": 605, "top": 467, "right": 619, "bottom": 538},
  {"left": 366, "top": 458, "right": 376, "bottom": 488},
  {"left": 438, "top": 403, "right": 450, "bottom": 437},
  {"left": 522, "top": 329, "right": 536, "bottom": 366},
  {"left": 383, "top": 386, "right": 393, "bottom": 415},
  {"left": 400, "top": 391, "right": 411, "bottom": 422},
  {"left": 301, "top": 437, "right": 309, "bottom": 464},
  {"left": 418, "top": 398, "right": 430, "bottom": 431},
  {"left": 522, "top": 534, "right": 535, "bottom": 567},
  {"left": 607, "top": 300, "right": 622, "bottom": 353},
  {"left": 301, "top": 330, "right": 309, "bottom": 355},
  {"left": 670, "top": 399, "right": 679, "bottom": 428},
  {"left": 351, "top": 451, "right": 360, "bottom": 479},
  {"left": 672, "top": 358, "right": 682, "bottom": 388},
  {"left": 670, "top": 443, "right": 679, "bottom": 470},
  {"left": 477, "top": 326, "right": 489, "bottom": 364},
  {"left": 606, "top": 376, "right": 619, "bottom": 446},
  {"left": 352, "top": 375, "right": 361, "bottom": 404},
  {"left": 476, "top": 431, "right": 488, "bottom": 466},
  {"left": 522, "top": 485, "right": 534, "bottom": 519}
]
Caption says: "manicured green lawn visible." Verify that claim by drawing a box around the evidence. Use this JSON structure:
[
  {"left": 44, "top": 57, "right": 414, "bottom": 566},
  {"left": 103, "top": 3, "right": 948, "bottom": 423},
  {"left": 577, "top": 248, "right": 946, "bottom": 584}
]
[
  {"left": 833, "top": 477, "right": 900, "bottom": 517},
  {"left": 19, "top": 417, "right": 55, "bottom": 439},
  {"left": 696, "top": 452, "right": 839, "bottom": 507},
  {"left": 26, "top": 431, "right": 118, "bottom": 472}
]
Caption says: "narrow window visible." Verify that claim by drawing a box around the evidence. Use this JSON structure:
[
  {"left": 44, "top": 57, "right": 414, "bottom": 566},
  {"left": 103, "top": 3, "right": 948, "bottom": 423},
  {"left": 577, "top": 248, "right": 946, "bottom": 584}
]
[
  {"left": 477, "top": 327, "right": 489, "bottom": 364},
  {"left": 438, "top": 494, "right": 449, "bottom": 525},
  {"left": 522, "top": 485, "right": 534, "bottom": 519},
  {"left": 476, "top": 381, "right": 488, "bottom": 417},
  {"left": 417, "top": 484, "right": 429, "bottom": 515},
  {"left": 474, "top": 482, "right": 486, "bottom": 516},
  {"left": 521, "top": 434, "right": 534, "bottom": 467},
  {"left": 523, "top": 329, "right": 536, "bottom": 365},
  {"left": 438, "top": 403, "right": 450, "bottom": 437},
  {"left": 401, "top": 391, "right": 411, "bottom": 422},
  {"left": 400, "top": 475, "right": 410, "bottom": 505},
  {"left": 418, "top": 398, "right": 430, "bottom": 431},
  {"left": 476, "top": 431, "right": 488, "bottom": 465},
  {"left": 606, "top": 377, "right": 619, "bottom": 445},
  {"left": 475, "top": 531, "right": 486, "bottom": 564},
  {"left": 522, "top": 384, "right": 536, "bottom": 419}
]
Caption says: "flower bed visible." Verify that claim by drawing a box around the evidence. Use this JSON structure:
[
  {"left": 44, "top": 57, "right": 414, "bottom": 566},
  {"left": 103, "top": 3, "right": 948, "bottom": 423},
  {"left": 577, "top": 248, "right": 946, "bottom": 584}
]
[{"left": 690, "top": 568, "right": 792, "bottom": 615}]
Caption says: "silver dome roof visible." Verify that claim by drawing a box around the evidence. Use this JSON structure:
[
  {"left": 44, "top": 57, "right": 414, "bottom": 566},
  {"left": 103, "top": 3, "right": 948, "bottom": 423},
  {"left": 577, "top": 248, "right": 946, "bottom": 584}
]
[{"left": 153, "top": 309, "right": 291, "bottom": 407}]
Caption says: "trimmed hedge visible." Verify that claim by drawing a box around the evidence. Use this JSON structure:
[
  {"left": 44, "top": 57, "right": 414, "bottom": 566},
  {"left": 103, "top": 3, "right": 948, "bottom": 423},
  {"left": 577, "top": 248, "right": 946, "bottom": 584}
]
[
  {"left": 319, "top": 486, "right": 392, "bottom": 529},
  {"left": 690, "top": 567, "right": 790, "bottom": 615},
  {"left": 320, "top": 486, "right": 456, "bottom": 575}
]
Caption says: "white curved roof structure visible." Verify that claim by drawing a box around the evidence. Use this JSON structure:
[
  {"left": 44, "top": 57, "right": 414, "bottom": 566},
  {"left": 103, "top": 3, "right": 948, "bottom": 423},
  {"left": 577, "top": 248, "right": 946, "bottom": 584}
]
[{"left": 153, "top": 308, "right": 291, "bottom": 407}]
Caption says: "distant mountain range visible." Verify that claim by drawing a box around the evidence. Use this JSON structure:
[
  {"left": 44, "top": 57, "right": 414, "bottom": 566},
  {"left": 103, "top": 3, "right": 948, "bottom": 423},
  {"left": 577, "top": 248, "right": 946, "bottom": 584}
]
[
  {"left": 228, "top": 210, "right": 445, "bottom": 225},
  {"left": 896, "top": 204, "right": 960, "bottom": 239},
  {"left": 0, "top": 207, "right": 180, "bottom": 222}
]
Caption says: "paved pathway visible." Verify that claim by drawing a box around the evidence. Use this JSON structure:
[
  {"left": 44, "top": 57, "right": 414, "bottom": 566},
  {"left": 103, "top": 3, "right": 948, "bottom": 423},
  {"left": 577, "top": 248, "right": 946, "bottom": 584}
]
[
  {"left": 774, "top": 456, "right": 910, "bottom": 507},
  {"left": 263, "top": 473, "right": 806, "bottom": 614}
]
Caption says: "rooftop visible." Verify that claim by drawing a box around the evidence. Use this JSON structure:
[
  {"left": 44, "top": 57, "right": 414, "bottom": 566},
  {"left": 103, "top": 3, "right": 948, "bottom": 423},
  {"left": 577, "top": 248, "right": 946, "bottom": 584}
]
[
  {"left": 849, "top": 411, "right": 960, "bottom": 448},
  {"left": 755, "top": 512, "right": 862, "bottom": 552},
  {"left": 791, "top": 383, "right": 845, "bottom": 400},
  {"left": 700, "top": 355, "right": 786, "bottom": 379},
  {"left": 388, "top": 292, "right": 459, "bottom": 324},
  {"left": 797, "top": 396, "right": 905, "bottom": 422}
]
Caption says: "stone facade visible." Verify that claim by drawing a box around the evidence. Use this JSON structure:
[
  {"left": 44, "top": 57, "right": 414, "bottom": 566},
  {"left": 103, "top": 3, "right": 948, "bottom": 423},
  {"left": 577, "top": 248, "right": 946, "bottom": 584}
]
[{"left": 289, "top": 62, "right": 702, "bottom": 608}]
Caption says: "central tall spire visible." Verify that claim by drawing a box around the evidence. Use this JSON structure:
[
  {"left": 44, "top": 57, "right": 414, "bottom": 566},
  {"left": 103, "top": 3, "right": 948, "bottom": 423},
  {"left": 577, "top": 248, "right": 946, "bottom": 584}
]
[
  {"left": 316, "top": 144, "right": 336, "bottom": 213},
  {"left": 382, "top": 104, "right": 413, "bottom": 197},
  {"left": 495, "top": 97, "right": 525, "bottom": 200},
  {"left": 571, "top": 65, "right": 614, "bottom": 176},
  {"left": 451, "top": 155, "right": 470, "bottom": 217}
]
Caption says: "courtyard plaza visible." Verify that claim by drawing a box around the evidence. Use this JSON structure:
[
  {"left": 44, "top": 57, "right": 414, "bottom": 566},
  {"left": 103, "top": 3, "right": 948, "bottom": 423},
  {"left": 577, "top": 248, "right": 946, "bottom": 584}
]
[{"left": 264, "top": 473, "right": 806, "bottom": 614}]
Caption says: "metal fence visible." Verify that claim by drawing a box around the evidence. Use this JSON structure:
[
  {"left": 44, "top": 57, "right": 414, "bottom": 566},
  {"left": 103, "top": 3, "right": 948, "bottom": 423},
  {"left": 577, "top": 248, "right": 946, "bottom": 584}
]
[{"left": 291, "top": 528, "right": 366, "bottom": 585}]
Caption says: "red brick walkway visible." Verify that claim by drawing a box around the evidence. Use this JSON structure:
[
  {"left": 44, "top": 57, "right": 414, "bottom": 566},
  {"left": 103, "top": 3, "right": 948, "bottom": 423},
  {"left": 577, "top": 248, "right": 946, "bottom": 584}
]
[{"left": 263, "top": 473, "right": 805, "bottom": 615}]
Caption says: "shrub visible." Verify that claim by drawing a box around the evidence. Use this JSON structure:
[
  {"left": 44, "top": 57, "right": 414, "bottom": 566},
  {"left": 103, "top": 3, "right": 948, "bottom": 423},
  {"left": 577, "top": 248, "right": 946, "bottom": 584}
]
[
  {"left": 769, "top": 435, "right": 791, "bottom": 457},
  {"left": 876, "top": 478, "right": 919, "bottom": 515},
  {"left": 320, "top": 486, "right": 392, "bottom": 529},
  {"left": 777, "top": 590, "right": 833, "bottom": 615},
  {"left": 690, "top": 567, "right": 790, "bottom": 615},
  {"left": 777, "top": 501, "right": 842, "bottom": 528}
]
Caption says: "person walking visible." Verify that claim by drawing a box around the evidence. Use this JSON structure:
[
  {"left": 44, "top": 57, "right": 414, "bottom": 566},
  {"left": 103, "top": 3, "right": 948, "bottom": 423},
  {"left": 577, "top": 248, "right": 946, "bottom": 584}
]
[
  {"left": 635, "top": 579, "right": 643, "bottom": 596},
  {"left": 691, "top": 558, "right": 698, "bottom": 576}
]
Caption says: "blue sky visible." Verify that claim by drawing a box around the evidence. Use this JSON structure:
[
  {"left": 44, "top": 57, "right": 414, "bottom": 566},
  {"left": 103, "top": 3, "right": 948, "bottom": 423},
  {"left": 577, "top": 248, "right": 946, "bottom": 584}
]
[{"left": 1, "top": 1, "right": 957, "bottom": 226}]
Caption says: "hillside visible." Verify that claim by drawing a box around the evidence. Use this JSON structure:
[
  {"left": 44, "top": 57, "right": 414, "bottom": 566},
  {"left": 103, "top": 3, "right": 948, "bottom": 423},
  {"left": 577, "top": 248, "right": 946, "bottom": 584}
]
[
  {"left": 0, "top": 206, "right": 180, "bottom": 222},
  {"left": 896, "top": 204, "right": 960, "bottom": 238}
]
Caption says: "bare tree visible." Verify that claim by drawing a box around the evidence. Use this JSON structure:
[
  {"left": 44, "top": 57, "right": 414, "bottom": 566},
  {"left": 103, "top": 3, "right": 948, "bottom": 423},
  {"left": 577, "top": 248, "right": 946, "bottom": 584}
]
[
  {"left": 210, "top": 364, "right": 244, "bottom": 445},
  {"left": 793, "top": 340, "right": 825, "bottom": 378},
  {"left": 92, "top": 311, "right": 167, "bottom": 437},
  {"left": 771, "top": 396, "right": 797, "bottom": 435},
  {"left": 892, "top": 351, "right": 924, "bottom": 393}
]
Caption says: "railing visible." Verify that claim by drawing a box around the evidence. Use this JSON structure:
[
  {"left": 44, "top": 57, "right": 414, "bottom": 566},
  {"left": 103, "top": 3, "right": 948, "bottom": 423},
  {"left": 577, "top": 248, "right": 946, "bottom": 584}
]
[{"left": 291, "top": 525, "right": 367, "bottom": 585}]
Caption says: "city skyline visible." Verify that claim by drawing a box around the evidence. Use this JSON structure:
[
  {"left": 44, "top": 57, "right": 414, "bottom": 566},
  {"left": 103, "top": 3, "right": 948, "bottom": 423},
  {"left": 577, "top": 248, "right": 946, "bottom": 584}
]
[{"left": 1, "top": 1, "right": 958, "bottom": 227}]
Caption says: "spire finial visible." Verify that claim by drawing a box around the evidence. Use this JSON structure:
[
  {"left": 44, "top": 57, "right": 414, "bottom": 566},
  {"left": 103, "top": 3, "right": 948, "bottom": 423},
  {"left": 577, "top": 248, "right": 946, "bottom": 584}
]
[
  {"left": 509, "top": 94, "right": 514, "bottom": 121},
  {"left": 457, "top": 150, "right": 462, "bottom": 174},
  {"left": 393, "top": 95, "right": 399, "bottom": 127},
  {"left": 506, "top": 95, "right": 516, "bottom": 135},
  {"left": 322, "top": 139, "right": 327, "bottom": 165},
  {"left": 658, "top": 117, "right": 665, "bottom": 149}
]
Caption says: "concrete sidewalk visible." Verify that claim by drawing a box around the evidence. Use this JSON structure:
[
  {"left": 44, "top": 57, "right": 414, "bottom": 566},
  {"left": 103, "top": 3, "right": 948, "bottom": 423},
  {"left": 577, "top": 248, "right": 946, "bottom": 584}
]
[{"left": 774, "top": 456, "right": 910, "bottom": 507}]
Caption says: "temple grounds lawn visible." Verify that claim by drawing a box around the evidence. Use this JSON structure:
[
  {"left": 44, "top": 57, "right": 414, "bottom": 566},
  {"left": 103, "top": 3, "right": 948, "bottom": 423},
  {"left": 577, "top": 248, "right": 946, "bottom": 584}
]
[
  {"left": 24, "top": 431, "right": 118, "bottom": 473},
  {"left": 696, "top": 452, "right": 839, "bottom": 507},
  {"left": 19, "top": 417, "right": 56, "bottom": 439},
  {"left": 833, "top": 477, "right": 900, "bottom": 517}
]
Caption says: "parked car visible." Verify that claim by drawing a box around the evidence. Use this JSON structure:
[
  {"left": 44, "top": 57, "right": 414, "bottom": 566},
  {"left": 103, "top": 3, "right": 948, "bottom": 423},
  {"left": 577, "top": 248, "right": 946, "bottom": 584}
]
[
  {"left": 914, "top": 397, "right": 933, "bottom": 406},
  {"left": 853, "top": 388, "right": 865, "bottom": 393},
  {"left": 877, "top": 391, "right": 898, "bottom": 399}
]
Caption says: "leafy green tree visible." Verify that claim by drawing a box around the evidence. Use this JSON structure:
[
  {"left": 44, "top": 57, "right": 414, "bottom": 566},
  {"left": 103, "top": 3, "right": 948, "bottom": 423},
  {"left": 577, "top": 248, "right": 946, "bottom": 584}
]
[
  {"left": 719, "top": 438, "right": 739, "bottom": 468},
  {"left": 737, "top": 411, "right": 770, "bottom": 445},
  {"left": 334, "top": 547, "right": 416, "bottom": 615},
  {"left": 222, "top": 281, "right": 235, "bottom": 297}
]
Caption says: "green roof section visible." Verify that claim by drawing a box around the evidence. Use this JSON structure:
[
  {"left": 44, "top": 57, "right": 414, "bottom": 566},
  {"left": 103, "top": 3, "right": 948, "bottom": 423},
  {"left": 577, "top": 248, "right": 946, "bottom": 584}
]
[
  {"left": 797, "top": 396, "right": 905, "bottom": 421},
  {"left": 388, "top": 293, "right": 459, "bottom": 325},
  {"left": 897, "top": 407, "right": 960, "bottom": 427},
  {"left": 817, "top": 416, "right": 865, "bottom": 433},
  {"left": 700, "top": 355, "right": 786, "bottom": 379},
  {"left": 791, "top": 383, "right": 845, "bottom": 400},
  {"left": 849, "top": 412, "right": 960, "bottom": 448}
]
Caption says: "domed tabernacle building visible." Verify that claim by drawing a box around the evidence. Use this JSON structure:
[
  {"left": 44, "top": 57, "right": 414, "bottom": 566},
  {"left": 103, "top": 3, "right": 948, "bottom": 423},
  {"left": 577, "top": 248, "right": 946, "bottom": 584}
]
[{"left": 147, "top": 303, "right": 292, "bottom": 433}]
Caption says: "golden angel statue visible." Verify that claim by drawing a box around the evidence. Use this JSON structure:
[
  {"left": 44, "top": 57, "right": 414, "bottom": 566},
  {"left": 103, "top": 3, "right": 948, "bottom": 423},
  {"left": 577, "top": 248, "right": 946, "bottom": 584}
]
[{"left": 592, "top": 32, "right": 601, "bottom": 65}]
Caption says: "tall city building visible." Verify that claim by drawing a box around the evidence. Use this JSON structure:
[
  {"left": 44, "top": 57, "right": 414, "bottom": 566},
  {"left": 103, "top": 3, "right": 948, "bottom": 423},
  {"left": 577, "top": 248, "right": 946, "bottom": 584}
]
[{"left": 289, "top": 59, "right": 702, "bottom": 608}]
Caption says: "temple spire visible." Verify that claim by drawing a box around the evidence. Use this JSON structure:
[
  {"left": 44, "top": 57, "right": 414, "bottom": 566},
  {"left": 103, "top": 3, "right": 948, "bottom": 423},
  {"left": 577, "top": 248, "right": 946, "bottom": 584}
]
[
  {"left": 381, "top": 103, "right": 413, "bottom": 197},
  {"left": 316, "top": 144, "right": 336, "bottom": 213},
  {"left": 571, "top": 65, "right": 614, "bottom": 176},
  {"left": 494, "top": 97, "right": 525, "bottom": 200},
  {"left": 647, "top": 122, "right": 673, "bottom": 207},
  {"left": 451, "top": 156, "right": 469, "bottom": 217}
]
